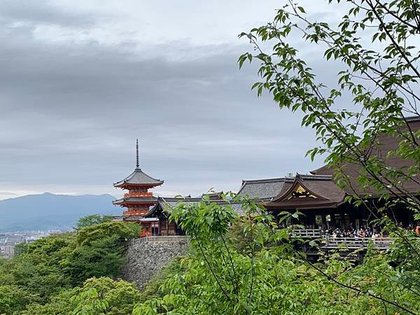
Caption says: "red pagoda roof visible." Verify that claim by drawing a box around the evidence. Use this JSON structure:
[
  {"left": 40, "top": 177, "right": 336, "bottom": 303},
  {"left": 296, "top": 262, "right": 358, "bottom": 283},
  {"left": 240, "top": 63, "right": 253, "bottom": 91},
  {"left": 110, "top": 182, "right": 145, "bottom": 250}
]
[
  {"left": 113, "top": 196, "right": 158, "bottom": 205},
  {"left": 113, "top": 168, "right": 164, "bottom": 188}
]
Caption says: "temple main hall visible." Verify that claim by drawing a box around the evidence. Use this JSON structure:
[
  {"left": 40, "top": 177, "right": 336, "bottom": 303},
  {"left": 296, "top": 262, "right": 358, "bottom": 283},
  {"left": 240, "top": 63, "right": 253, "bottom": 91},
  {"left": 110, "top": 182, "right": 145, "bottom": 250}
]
[{"left": 113, "top": 117, "right": 419, "bottom": 237}]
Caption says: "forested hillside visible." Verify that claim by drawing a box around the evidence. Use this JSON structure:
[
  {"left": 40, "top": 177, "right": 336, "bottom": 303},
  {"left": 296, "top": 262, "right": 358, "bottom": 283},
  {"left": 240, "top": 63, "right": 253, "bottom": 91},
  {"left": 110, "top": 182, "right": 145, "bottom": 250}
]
[
  {"left": 0, "top": 217, "right": 141, "bottom": 314},
  {"left": 1, "top": 202, "right": 418, "bottom": 315}
]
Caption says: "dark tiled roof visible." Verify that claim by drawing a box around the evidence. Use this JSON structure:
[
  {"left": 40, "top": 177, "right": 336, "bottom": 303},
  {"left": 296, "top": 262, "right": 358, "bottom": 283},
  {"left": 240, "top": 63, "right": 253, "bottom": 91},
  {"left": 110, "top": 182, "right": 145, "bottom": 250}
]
[
  {"left": 160, "top": 198, "right": 200, "bottom": 213},
  {"left": 237, "top": 178, "right": 286, "bottom": 200},
  {"left": 122, "top": 215, "right": 143, "bottom": 222},
  {"left": 311, "top": 116, "right": 420, "bottom": 197},
  {"left": 265, "top": 174, "right": 345, "bottom": 210},
  {"left": 114, "top": 168, "right": 164, "bottom": 187},
  {"left": 160, "top": 196, "right": 202, "bottom": 206},
  {"left": 146, "top": 197, "right": 202, "bottom": 217},
  {"left": 146, "top": 196, "right": 245, "bottom": 217},
  {"left": 202, "top": 191, "right": 224, "bottom": 200},
  {"left": 113, "top": 197, "right": 158, "bottom": 205}
]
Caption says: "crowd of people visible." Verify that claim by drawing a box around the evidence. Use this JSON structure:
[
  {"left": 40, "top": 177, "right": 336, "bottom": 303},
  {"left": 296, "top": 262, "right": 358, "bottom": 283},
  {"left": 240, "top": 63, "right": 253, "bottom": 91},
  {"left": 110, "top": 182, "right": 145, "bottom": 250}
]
[
  {"left": 323, "top": 226, "right": 383, "bottom": 239},
  {"left": 293, "top": 222, "right": 420, "bottom": 239},
  {"left": 318, "top": 224, "right": 420, "bottom": 238}
]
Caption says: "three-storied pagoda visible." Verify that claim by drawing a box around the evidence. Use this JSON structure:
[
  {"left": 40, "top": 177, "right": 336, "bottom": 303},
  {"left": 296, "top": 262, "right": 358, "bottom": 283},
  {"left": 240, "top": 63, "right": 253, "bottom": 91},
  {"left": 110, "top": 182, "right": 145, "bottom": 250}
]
[{"left": 113, "top": 140, "right": 163, "bottom": 236}]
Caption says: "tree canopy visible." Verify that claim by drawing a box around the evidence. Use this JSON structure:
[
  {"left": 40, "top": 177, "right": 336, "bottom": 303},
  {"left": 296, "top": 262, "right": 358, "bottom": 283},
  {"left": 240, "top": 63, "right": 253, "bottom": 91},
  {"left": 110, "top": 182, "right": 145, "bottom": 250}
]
[
  {"left": 134, "top": 197, "right": 419, "bottom": 314},
  {"left": 0, "top": 220, "right": 139, "bottom": 313},
  {"left": 239, "top": 0, "right": 420, "bottom": 218}
]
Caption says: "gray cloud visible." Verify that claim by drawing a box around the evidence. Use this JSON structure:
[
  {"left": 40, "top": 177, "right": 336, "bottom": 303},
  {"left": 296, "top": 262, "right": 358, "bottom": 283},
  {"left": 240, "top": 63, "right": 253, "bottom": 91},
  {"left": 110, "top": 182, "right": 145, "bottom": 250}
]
[
  {"left": 0, "top": 1, "right": 329, "bottom": 199},
  {"left": 0, "top": 0, "right": 95, "bottom": 28}
]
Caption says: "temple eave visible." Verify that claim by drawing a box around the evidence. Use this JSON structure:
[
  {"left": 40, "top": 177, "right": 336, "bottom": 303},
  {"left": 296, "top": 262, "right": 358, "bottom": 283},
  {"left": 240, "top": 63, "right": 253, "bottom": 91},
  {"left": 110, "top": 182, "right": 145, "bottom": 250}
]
[
  {"left": 264, "top": 201, "right": 340, "bottom": 210},
  {"left": 113, "top": 202, "right": 157, "bottom": 207},
  {"left": 113, "top": 181, "right": 163, "bottom": 189}
]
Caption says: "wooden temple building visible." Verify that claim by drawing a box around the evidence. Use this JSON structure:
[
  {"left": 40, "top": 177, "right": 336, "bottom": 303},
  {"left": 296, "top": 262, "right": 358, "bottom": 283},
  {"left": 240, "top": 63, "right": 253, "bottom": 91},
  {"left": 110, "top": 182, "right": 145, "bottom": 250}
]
[
  {"left": 237, "top": 116, "right": 420, "bottom": 231},
  {"left": 114, "top": 117, "right": 419, "bottom": 237},
  {"left": 145, "top": 192, "right": 231, "bottom": 236},
  {"left": 237, "top": 173, "right": 416, "bottom": 231}
]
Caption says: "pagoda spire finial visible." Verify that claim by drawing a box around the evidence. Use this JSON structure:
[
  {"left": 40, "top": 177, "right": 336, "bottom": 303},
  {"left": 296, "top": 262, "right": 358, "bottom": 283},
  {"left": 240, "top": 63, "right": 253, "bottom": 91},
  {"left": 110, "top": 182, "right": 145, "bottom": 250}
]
[{"left": 136, "top": 139, "right": 139, "bottom": 169}]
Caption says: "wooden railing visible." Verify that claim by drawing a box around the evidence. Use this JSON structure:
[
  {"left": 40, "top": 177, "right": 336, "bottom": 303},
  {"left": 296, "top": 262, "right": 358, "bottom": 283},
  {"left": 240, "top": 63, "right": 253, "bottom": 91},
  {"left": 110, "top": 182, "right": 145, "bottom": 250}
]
[
  {"left": 322, "top": 237, "right": 393, "bottom": 250},
  {"left": 137, "top": 231, "right": 398, "bottom": 250},
  {"left": 291, "top": 228, "right": 394, "bottom": 250},
  {"left": 291, "top": 228, "right": 323, "bottom": 238}
]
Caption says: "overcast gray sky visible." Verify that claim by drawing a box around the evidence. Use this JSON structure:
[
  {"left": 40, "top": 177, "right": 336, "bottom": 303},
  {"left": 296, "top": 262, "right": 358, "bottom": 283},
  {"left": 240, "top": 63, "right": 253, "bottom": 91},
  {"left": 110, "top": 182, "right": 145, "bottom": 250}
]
[{"left": 0, "top": 0, "right": 343, "bottom": 199}]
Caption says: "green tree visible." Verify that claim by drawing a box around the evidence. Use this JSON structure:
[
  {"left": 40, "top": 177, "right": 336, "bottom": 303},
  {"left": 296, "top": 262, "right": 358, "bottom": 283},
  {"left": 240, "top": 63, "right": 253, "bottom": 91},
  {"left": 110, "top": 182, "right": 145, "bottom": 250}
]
[
  {"left": 22, "top": 277, "right": 141, "bottom": 315},
  {"left": 63, "top": 221, "right": 140, "bottom": 286},
  {"left": 63, "top": 234, "right": 128, "bottom": 286},
  {"left": 0, "top": 285, "right": 38, "bottom": 314},
  {"left": 71, "top": 277, "right": 141, "bottom": 315},
  {"left": 238, "top": 0, "right": 419, "bottom": 216},
  {"left": 0, "top": 221, "right": 139, "bottom": 313},
  {"left": 75, "top": 221, "right": 139, "bottom": 246},
  {"left": 20, "top": 288, "right": 77, "bottom": 315},
  {"left": 75, "top": 214, "right": 113, "bottom": 229},
  {"left": 9, "top": 233, "right": 75, "bottom": 301},
  {"left": 237, "top": 1, "right": 420, "bottom": 312},
  {"left": 133, "top": 197, "right": 419, "bottom": 314}
]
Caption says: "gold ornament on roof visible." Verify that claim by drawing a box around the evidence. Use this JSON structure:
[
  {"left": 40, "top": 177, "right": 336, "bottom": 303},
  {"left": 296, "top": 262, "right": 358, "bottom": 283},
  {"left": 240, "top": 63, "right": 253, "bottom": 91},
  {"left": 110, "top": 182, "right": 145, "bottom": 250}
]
[{"left": 287, "top": 184, "right": 317, "bottom": 199}]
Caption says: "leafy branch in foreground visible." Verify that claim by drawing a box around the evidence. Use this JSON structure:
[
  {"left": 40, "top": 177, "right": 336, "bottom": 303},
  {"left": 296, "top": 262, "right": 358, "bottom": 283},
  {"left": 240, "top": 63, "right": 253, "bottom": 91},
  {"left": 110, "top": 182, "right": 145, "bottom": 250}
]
[
  {"left": 237, "top": 1, "right": 420, "bottom": 313},
  {"left": 133, "top": 197, "right": 419, "bottom": 314},
  {"left": 238, "top": 0, "right": 419, "bottom": 213}
]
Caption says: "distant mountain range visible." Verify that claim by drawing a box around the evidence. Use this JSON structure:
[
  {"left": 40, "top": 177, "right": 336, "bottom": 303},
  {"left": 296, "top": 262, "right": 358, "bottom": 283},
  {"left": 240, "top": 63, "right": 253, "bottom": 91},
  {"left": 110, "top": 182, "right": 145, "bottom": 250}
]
[{"left": 0, "top": 193, "right": 120, "bottom": 232}]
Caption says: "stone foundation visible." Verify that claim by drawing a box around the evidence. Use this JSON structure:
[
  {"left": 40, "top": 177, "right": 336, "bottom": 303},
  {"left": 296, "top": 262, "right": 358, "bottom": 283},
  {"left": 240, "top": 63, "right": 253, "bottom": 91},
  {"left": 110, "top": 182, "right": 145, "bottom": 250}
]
[{"left": 122, "top": 236, "right": 189, "bottom": 289}]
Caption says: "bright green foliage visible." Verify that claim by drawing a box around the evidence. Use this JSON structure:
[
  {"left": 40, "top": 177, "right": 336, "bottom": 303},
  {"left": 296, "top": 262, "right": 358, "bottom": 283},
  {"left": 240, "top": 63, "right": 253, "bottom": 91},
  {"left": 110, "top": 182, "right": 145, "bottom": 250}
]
[
  {"left": 71, "top": 277, "right": 141, "bottom": 315},
  {"left": 7, "top": 233, "right": 75, "bottom": 300},
  {"left": 238, "top": 0, "right": 420, "bottom": 216},
  {"left": 138, "top": 258, "right": 185, "bottom": 304},
  {"left": 63, "top": 221, "right": 140, "bottom": 286},
  {"left": 19, "top": 288, "right": 78, "bottom": 315},
  {"left": 75, "top": 221, "right": 140, "bottom": 246},
  {"left": 386, "top": 229, "right": 420, "bottom": 293},
  {"left": 0, "top": 285, "right": 38, "bottom": 314},
  {"left": 0, "top": 220, "right": 139, "bottom": 314},
  {"left": 22, "top": 277, "right": 141, "bottom": 315},
  {"left": 237, "top": 1, "right": 419, "bottom": 312},
  {"left": 133, "top": 198, "right": 419, "bottom": 314},
  {"left": 75, "top": 214, "right": 113, "bottom": 229}
]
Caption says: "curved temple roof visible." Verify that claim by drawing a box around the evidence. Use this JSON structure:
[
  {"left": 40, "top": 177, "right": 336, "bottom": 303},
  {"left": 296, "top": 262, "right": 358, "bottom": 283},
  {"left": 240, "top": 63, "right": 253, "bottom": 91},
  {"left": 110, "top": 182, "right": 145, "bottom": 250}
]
[
  {"left": 265, "top": 174, "right": 345, "bottom": 210},
  {"left": 311, "top": 116, "right": 420, "bottom": 197},
  {"left": 113, "top": 168, "right": 164, "bottom": 188},
  {"left": 237, "top": 178, "right": 286, "bottom": 200},
  {"left": 113, "top": 196, "right": 158, "bottom": 205}
]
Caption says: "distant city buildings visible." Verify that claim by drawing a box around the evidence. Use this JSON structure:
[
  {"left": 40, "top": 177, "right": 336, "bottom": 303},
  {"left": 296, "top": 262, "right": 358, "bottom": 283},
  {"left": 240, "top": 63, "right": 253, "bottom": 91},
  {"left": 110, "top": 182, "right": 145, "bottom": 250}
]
[{"left": 0, "top": 230, "right": 64, "bottom": 258}]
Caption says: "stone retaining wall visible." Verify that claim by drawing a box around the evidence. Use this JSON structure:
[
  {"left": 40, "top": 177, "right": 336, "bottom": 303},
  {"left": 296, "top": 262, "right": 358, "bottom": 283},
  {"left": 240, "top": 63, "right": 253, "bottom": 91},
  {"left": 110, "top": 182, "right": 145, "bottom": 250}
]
[{"left": 122, "top": 236, "right": 189, "bottom": 289}]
